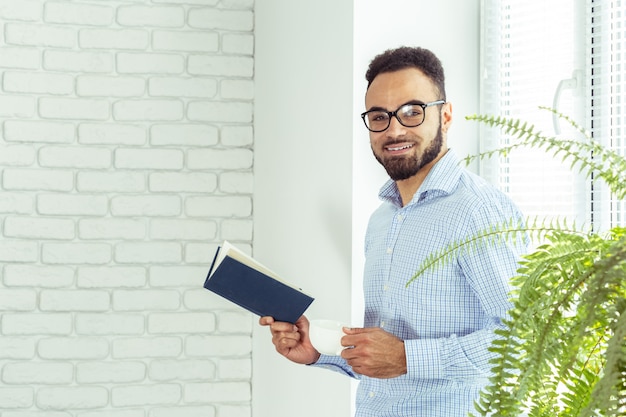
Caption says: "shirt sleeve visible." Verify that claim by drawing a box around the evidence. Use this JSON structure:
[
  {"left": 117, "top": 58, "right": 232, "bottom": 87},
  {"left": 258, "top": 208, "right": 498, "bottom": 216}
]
[
  {"left": 308, "top": 354, "right": 361, "bottom": 379},
  {"left": 405, "top": 202, "right": 527, "bottom": 381}
]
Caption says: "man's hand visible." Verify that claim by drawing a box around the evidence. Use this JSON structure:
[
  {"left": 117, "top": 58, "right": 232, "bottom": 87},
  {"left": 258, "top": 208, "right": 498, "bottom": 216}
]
[
  {"left": 259, "top": 315, "right": 321, "bottom": 365},
  {"left": 341, "top": 327, "right": 407, "bottom": 379}
]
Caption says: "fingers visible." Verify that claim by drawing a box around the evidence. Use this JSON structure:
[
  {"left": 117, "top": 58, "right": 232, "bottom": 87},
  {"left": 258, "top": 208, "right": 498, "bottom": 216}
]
[{"left": 259, "top": 316, "right": 274, "bottom": 326}]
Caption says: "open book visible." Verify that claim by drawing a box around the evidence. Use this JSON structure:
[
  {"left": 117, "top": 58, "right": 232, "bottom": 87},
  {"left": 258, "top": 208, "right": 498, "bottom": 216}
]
[{"left": 204, "top": 241, "right": 314, "bottom": 323}]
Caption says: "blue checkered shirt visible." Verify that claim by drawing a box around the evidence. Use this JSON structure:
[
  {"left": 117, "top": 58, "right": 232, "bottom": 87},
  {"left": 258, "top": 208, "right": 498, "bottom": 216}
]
[{"left": 312, "top": 149, "right": 527, "bottom": 416}]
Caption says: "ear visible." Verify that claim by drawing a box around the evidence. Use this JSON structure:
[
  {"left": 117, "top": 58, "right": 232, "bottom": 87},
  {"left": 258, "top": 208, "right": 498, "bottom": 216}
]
[{"left": 440, "top": 101, "right": 453, "bottom": 133}]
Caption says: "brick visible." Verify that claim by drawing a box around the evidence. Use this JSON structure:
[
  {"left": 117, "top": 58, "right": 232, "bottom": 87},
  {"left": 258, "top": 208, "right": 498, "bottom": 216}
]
[
  {"left": 117, "top": 5, "right": 185, "bottom": 28},
  {"left": 3, "top": 169, "right": 73, "bottom": 191},
  {"left": 184, "top": 243, "right": 220, "bottom": 264},
  {"left": 3, "top": 71, "right": 74, "bottom": 95},
  {"left": 38, "top": 194, "right": 109, "bottom": 216},
  {"left": 44, "top": 2, "right": 114, "bottom": 26},
  {"left": 152, "top": 30, "right": 219, "bottom": 52},
  {"left": 111, "top": 195, "right": 181, "bottom": 217},
  {"left": 184, "top": 382, "right": 250, "bottom": 403},
  {"left": 0, "top": 387, "right": 33, "bottom": 409},
  {"left": 78, "top": 123, "right": 146, "bottom": 145},
  {"left": 112, "top": 384, "right": 181, "bottom": 407},
  {"left": 0, "top": 47, "right": 40, "bottom": 69},
  {"left": 3, "top": 264, "right": 74, "bottom": 288},
  {"left": 221, "top": 125, "right": 253, "bottom": 146},
  {"left": 0, "top": 240, "right": 38, "bottom": 263},
  {"left": 0, "top": 192, "right": 33, "bottom": 214},
  {"left": 4, "top": 216, "right": 75, "bottom": 240},
  {"left": 149, "top": 77, "right": 217, "bottom": 98},
  {"left": 150, "top": 219, "right": 217, "bottom": 240},
  {"left": 185, "top": 196, "right": 252, "bottom": 217},
  {"left": 2, "top": 362, "right": 73, "bottom": 384},
  {"left": 40, "top": 290, "right": 110, "bottom": 312},
  {"left": 115, "top": 148, "right": 184, "bottom": 169},
  {"left": 147, "top": 312, "right": 216, "bottom": 333},
  {"left": 77, "top": 266, "right": 147, "bottom": 288},
  {"left": 217, "top": 311, "right": 252, "bottom": 334},
  {"left": 113, "top": 99, "right": 184, "bottom": 121},
  {"left": 219, "top": 172, "right": 254, "bottom": 194},
  {"left": 2, "top": 313, "right": 72, "bottom": 335},
  {"left": 77, "top": 171, "right": 146, "bottom": 193},
  {"left": 151, "top": 406, "right": 217, "bottom": 417},
  {"left": 0, "top": 144, "right": 36, "bottom": 166},
  {"left": 152, "top": 0, "right": 218, "bottom": 5},
  {"left": 221, "top": 0, "right": 254, "bottom": 8},
  {"left": 77, "top": 75, "right": 146, "bottom": 98},
  {"left": 184, "top": 288, "right": 237, "bottom": 311},
  {"left": 187, "top": 148, "right": 253, "bottom": 170},
  {"left": 0, "top": 337, "right": 36, "bottom": 359},
  {"left": 112, "top": 336, "right": 182, "bottom": 358},
  {"left": 188, "top": 55, "right": 253, "bottom": 77},
  {"left": 79, "top": 218, "right": 146, "bottom": 239},
  {"left": 188, "top": 9, "right": 253, "bottom": 31},
  {"left": 80, "top": 28, "right": 149, "bottom": 50},
  {"left": 4, "top": 120, "right": 75, "bottom": 144},
  {"left": 188, "top": 101, "right": 252, "bottom": 123},
  {"left": 149, "top": 359, "right": 216, "bottom": 381},
  {"left": 39, "top": 337, "right": 109, "bottom": 359},
  {"left": 221, "top": 79, "right": 253, "bottom": 100},
  {"left": 218, "top": 358, "right": 252, "bottom": 380},
  {"left": 78, "top": 410, "right": 144, "bottom": 417},
  {"left": 44, "top": 50, "right": 114, "bottom": 73},
  {"left": 37, "top": 386, "right": 108, "bottom": 410},
  {"left": 0, "top": 0, "right": 42, "bottom": 21},
  {"left": 149, "top": 172, "right": 218, "bottom": 193},
  {"left": 186, "top": 335, "right": 252, "bottom": 357},
  {"left": 113, "top": 289, "right": 180, "bottom": 311},
  {"left": 150, "top": 265, "right": 208, "bottom": 288},
  {"left": 223, "top": 33, "right": 254, "bottom": 55},
  {"left": 5, "top": 23, "right": 75, "bottom": 48},
  {"left": 76, "top": 361, "right": 146, "bottom": 384},
  {"left": 39, "top": 97, "right": 110, "bottom": 121},
  {"left": 42, "top": 242, "right": 112, "bottom": 265},
  {"left": 221, "top": 219, "right": 253, "bottom": 241},
  {"left": 0, "top": 289, "right": 36, "bottom": 311},
  {"left": 117, "top": 52, "right": 185, "bottom": 74},
  {"left": 150, "top": 124, "right": 218, "bottom": 146},
  {"left": 39, "top": 146, "right": 111, "bottom": 169},
  {"left": 215, "top": 405, "right": 251, "bottom": 417},
  {"left": 75, "top": 313, "right": 145, "bottom": 336},
  {"left": 0, "top": 94, "right": 35, "bottom": 117}
]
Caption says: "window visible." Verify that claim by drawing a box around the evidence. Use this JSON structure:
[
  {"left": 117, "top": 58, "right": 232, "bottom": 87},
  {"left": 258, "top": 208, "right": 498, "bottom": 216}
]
[{"left": 480, "top": 0, "right": 626, "bottom": 231}]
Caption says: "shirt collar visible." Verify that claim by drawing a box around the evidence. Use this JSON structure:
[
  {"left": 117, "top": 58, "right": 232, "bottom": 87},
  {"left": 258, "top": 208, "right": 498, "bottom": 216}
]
[{"left": 378, "top": 149, "right": 463, "bottom": 207}]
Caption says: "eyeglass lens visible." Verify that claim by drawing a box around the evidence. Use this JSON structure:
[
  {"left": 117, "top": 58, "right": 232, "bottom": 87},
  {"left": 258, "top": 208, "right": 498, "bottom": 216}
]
[{"left": 363, "top": 104, "right": 426, "bottom": 132}]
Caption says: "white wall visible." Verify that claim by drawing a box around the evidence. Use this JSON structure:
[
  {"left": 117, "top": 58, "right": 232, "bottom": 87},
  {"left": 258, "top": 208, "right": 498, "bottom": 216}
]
[
  {"left": 0, "top": 0, "right": 254, "bottom": 415},
  {"left": 254, "top": 1, "right": 480, "bottom": 417}
]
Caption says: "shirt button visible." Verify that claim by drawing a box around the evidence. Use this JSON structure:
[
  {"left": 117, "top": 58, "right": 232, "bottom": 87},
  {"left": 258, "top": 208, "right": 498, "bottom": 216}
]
[
  {"left": 386, "top": 247, "right": 392, "bottom": 254},
  {"left": 369, "top": 391, "right": 375, "bottom": 398},
  {"left": 397, "top": 214, "right": 403, "bottom": 221},
  {"left": 383, "top": 285, "right": 389, "bottom": 291},
  {"left": 380, "top": 321, "right": 385, "bottom": 328}
]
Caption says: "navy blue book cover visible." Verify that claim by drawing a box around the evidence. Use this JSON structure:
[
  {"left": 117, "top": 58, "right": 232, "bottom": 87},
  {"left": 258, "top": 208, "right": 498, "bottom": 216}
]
[{"left": 204, "top": 243, "right": 314, "bottom": 324}]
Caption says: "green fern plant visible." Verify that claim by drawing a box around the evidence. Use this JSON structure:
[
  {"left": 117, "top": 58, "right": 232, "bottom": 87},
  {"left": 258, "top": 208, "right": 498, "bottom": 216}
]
[{"left": 409, "top": 108, "right": 626, "bottom": 417}]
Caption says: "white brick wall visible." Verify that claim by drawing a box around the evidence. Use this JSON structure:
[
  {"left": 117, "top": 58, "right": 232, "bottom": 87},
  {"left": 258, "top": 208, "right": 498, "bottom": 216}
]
[{"left": 0, "top": 0, "right": 254, "bottom": 415}]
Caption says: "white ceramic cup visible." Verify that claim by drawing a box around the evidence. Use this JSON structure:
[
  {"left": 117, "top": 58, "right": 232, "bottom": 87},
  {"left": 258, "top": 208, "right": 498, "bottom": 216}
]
[{"left": 308, "top": 319, "right": 347, "bottom": 356}]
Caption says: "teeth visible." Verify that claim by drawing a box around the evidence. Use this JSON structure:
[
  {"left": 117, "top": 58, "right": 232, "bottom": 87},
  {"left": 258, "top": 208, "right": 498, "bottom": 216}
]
[{"left": 387, "top": 144, "right": 411, "bottom": 151}]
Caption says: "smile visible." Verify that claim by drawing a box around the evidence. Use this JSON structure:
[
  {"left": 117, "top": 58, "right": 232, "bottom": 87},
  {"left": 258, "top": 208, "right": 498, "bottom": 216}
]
[{"left": 385, "top": 143, "right": 413, "bottom": 152}]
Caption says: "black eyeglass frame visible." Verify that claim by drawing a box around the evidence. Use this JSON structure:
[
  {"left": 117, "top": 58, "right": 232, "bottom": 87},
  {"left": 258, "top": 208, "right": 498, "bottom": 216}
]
[{"left": 360, "top": 100, "right": 446, "bottom": 132}]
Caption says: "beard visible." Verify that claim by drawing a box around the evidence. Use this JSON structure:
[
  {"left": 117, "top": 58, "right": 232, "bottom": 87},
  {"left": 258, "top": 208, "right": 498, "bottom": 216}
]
[{"left": 373, "top": 126, "right": 444, "bottom": 181}]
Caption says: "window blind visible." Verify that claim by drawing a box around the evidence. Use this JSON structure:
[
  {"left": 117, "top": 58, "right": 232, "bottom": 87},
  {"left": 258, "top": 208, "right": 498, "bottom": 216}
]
[
  {"left": 480, "top": 0, "right": 590, "bottom": 227},
  {"left": 590, "top": 0, "right": 626, "bottom": 230}
]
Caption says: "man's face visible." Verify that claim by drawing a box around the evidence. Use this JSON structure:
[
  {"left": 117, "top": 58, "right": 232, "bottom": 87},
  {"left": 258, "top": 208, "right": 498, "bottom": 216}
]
[{"left": 365, "top": 68, "right": 452, "bottom": 181}]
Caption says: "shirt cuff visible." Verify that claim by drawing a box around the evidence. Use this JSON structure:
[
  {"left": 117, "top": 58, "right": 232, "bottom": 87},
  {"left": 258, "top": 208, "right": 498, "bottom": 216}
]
[{"left": 404, "top": 337, "right": 447, "bottom": 380}]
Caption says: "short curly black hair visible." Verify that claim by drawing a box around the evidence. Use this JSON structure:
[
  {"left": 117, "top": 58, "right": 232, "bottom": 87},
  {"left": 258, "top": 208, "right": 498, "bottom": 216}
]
[{"left": 365, "top": 46, "right": 446, "bottom": 101}]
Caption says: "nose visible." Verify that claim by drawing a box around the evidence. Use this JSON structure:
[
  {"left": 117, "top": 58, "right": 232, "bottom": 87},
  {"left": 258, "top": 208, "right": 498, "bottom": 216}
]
[{"left": 385, "top": 114, "right": 408, "bottom": 137}]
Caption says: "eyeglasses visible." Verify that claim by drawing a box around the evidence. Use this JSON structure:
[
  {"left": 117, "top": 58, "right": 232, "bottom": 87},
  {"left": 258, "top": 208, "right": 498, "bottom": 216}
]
[{"left": 360, "top": 100, "right": 446, "bottom": 132}]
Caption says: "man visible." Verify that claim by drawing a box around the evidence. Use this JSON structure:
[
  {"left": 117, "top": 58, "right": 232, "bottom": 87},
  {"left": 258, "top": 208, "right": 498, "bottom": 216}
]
[{"left": 260, "top": 46, "right": 526, "bottom": 416}]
